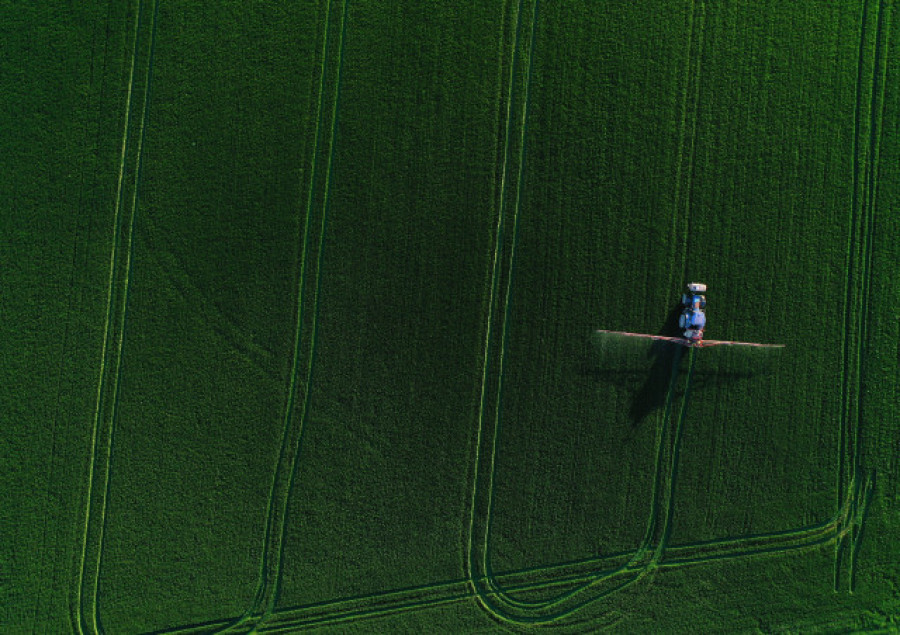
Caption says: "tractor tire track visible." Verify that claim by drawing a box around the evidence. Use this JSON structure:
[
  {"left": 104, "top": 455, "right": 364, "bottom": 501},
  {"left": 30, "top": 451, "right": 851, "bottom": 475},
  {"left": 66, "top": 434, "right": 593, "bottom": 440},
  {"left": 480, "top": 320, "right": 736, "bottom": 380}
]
[
  {"left": 259, "top": 491, "right": 850, "bottom": 633},
  {"left": 836, "top": 0, "right": 875, "bottom": 551},
  {"left": 145, "top": 0, "right": 874, "bottom": 630},
  {"left": 139, "top": 219, "right": 278, "bottom": 374},
  {"left": 834, "top": 0, "right": 870, "bottom": 543},
  {"left": 629, "top": 346, "right": 687, "bottom": 573},
  {"left": 609, "top": 0, "right": 705, "bottom": 585},
  {"left": 35, "top": 3, "right": 113, "bottom": 625},
  {"left": 262, "top": 0, "right": 347, "bottom": 621},
  {"left": 469, "top": 0, "right": 701, "bottom": 624},
  {"left": 154, "top": 518, "right": 859, "bottom": 633},
  {"left": 466, "top": 0, "right": 861, "bottom": 620},
  {"left": 649, "top": 348, "right": 695, "bottom": 567},
  {"left": 467, "top": 1, "right": 710, "bottom": 626},
  {"left": 216, "top": 0, "right": 347, "bottom": 631},
  {"left": 834, "top": 0, "right": 887, "bottom": 592},
  {"left": 466, "top": 0, "right": 566, "bottom": 624},
  {"left": 849, "top": 0, "right": 890, "bottom": 591},
  {"left": 477, "top": 0, "right": 543, "bottom": 615},
  {"left": 153, "top": 489, "right": 854, "bottom": 635},
  {"left": 666, "top": 0, "right": 704, "bottom": 297},
  {"left": 73, "top": 1, "right": 158, "bottom": 633},
  {"left": 676, "top": 2, "right": 705, "bottom": 285},
  {"left": 662, "top": 474, "right": 858, "bottom": 566},
  {"left": 463, "top": 0, "right": 523, "bottom": 607}
]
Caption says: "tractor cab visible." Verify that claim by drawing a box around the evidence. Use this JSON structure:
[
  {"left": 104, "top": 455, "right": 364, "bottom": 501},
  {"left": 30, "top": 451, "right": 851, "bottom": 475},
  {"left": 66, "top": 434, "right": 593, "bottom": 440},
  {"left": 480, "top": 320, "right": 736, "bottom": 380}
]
[
  {"left": 680, "top": 310, "right": 706, "bottom": 341},
  {"left": 679, "top": 282, "right": 708, "bottom": 341}
]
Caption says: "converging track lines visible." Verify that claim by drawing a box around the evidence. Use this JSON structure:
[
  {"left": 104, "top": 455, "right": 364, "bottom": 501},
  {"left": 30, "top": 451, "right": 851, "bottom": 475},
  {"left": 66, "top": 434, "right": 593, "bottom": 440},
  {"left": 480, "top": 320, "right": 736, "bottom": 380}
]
[
  {"left": 73, "top": 1, "right": 159, "bottom": 633},
  {"left": 465, "top": 0, "right": 881, "bottom": 625},
  {"left": 834, "top": 0, "right": 890, "bottom": 593},
  {"left": 463, "top": 2, "right": 714, "bottom": 626},
  {"left": 145, "top": 1, "right": 888, "bottom": 632},
  {"left": 216, "top": 0, "right": 348, "bottom": 632},
  {"left": 149, "top": 499, "right": 861, "bottom": 634},
  {"left": 671, "top": 0, "right": 705, "bottom": 291},
  {"left": 465, "top": 0, "right": 554, "bottom": 624},
  {"left": 465, "top": 1, "right": 715, "bottom": 626}
]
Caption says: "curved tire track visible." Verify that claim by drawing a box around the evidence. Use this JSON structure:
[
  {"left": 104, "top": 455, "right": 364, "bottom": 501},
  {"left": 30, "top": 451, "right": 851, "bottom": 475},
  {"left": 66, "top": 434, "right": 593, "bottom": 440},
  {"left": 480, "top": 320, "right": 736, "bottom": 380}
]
[
  {"left": 151, "top": 0, "right": 885, "bottom": 630},
  {"left": 466, "top": 0, "right": 708, "bottom": 625}
]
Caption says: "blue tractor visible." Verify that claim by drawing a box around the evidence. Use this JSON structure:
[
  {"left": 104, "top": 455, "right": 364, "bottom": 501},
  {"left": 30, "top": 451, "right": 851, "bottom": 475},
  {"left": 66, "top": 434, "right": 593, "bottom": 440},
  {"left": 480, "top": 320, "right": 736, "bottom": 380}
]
[{"left": 679, "top": 282, "right": 707, "bottom": 342}]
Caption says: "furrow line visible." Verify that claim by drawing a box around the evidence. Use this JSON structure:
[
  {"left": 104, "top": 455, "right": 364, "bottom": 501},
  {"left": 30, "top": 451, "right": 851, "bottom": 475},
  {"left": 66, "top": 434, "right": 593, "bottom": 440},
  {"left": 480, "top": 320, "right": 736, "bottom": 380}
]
[
  {"left": 629, "top": 0, "right": 703, "bottom": 576},
  {"left": 666, "top": 0, "right": 700, "bottom": 296},
  {"left": 89, "top": 3, "right": 160, "bottom": 631},
  {"left": 677, "top": 0, "right": 705, "bottom": 283},
  {"left": 834, "top": 0, "right": 871, "bottom": 590},
  {"left": 469, "top": 1, "right": 709, "bottom": 625},
  {"left": 479, "top": 0, "right": 540, "bottom": 609},
  {"left": 651, "top": 348, "right": 695, "bottom": 566},
  {"left": 262, "top": 510, "right": 847, "bottom": 632},
  {"left": 464, "top": 0, "right": 523, "bottom": 608},
  {"left": 835, "top": 0, "right": 887, "bottom": 592},
  {"left": 470, "top": 0, "right": 696, "bottom": 624}
]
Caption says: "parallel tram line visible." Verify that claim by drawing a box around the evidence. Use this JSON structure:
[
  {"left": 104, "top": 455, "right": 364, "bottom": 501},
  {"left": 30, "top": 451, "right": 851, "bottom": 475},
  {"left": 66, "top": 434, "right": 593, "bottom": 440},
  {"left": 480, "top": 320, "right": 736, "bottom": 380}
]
[
  {"left": 464, "top": 0, "right": 880, "bottom": 622},
  {"left": 152, "top": 491, "right": 855, "bottom": 633},
  {"left": 848, "top": 0, "right": 890, "bottom": 592},
  {"left": 152, "top": 0, "right": 888, "bottom": 631},
  {"left": 36, "top": 2, "right": 113, "bottom": 626},
  {"left": 666, "top": 0, "right": 703, "bottom": 298},
  {"left": 73, "top": 1, "right": 159, "bottom": 632},
  {"left": 464, "top": 0, "right": 703, "bottom": 625},
  {"left": 260, "top": 513, "right": 850, "bottom": 632},
  {"left": 267, "top": 0, "right": 348, "bottom": 619},
  {"left": 122, "top": 1, "right": 718, "bottom": 628},
  {"left": 835, "top": 0, "right": 871, "bottom": 567},
  {"left": 834, "top": 0, "right": 888, "bottom": 593},
  {"left": 465, "top": 0, "right": 562, "bottom": 623},
  {"left": 676, "top": 0, "right": 705, "bottom": 285},
  {"left": 462, "top": 0, "right": 523, "bottom": 608},
  {"left": 623, "top": 0, "right": 705, "bottom": 581},
  {"left": 216, "top": 0, "right": 348, "bottom": 631},
  {"left": 467, "top": 0, "right": 710, "bottom": 624}
]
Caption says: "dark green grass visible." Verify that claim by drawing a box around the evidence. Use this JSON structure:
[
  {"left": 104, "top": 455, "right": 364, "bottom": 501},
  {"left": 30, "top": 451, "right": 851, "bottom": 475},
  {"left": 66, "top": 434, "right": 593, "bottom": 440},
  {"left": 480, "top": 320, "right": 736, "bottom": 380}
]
[{"left": 2, "top": 0, "right": 898, "bottom": 633}]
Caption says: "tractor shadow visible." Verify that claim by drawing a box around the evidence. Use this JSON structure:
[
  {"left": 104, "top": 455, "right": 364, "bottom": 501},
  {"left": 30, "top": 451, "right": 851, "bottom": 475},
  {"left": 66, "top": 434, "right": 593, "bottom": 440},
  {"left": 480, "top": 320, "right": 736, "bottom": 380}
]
[{"left": 581, "top": 303, "right": 777, "bottom": 433}]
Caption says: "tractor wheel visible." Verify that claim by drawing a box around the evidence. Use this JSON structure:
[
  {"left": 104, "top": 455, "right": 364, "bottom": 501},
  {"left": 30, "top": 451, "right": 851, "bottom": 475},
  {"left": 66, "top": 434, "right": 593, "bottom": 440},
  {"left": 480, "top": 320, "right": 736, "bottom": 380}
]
[
  {"left": 681, "top": 293, "right": 689, "bottom": 306},
  {"left": 678, "top": 314, "right": 686, "bottom": 328}
]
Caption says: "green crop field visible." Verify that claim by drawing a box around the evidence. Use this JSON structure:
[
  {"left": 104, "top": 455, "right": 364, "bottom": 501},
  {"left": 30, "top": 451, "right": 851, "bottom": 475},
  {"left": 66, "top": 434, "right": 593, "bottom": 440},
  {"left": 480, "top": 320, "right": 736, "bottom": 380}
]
[{"left": 2, "top": 0, "right": 899, "bottom": 632}]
